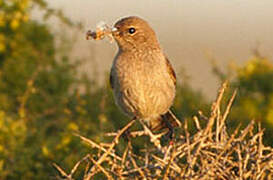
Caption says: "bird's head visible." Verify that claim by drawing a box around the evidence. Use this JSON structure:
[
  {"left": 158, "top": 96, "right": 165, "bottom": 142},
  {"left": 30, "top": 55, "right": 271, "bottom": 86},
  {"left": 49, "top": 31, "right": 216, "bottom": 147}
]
[{"left": 112, "top": 16, "right": 160, "bottom": 51}]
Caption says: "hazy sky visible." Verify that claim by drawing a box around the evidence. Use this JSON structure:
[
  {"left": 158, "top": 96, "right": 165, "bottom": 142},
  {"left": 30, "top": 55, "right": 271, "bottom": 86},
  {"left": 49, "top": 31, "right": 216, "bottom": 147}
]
[{"left": 45, "top": 0, "right": 273, "bottom": 98}]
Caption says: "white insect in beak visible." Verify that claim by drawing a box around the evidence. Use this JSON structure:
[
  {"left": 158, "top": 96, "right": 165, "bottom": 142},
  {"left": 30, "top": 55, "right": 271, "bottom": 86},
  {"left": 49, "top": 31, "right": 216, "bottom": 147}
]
[
  {"left": 96, "top": 21, "right": 108, "bottom": 31},
  {"left": 111, "top": 27, "right": 118, "bottom": 32},
  {"left": 86, "top": 21, "right": 115, "bottom": 42}
]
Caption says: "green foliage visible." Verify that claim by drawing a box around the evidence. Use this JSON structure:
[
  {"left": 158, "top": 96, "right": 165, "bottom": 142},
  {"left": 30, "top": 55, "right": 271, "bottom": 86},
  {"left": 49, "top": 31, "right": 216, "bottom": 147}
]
[
  {"left": 233, "top": 57, "right": 273, "bottom": 121},
  {"left": 212, "top": 55, "right": 273, "bottom": 146},
  {"left": 232, "top": 57, "right": 273, "bottom": 145},
  {"left": 0, "top": 0, "right": 94, "bottom": 179},
  {"left": 174, "top": 79, "right": 209, "bottom": 120}
]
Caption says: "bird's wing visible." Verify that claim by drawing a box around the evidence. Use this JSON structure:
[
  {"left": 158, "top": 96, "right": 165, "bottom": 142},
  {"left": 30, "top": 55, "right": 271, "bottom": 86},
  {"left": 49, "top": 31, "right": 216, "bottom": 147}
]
[
  {"left": 109, "top": 67, "right": 114, "bottom": 89},
  {"left": 165, "top": 57, "right": 176, "bottom": 86}
]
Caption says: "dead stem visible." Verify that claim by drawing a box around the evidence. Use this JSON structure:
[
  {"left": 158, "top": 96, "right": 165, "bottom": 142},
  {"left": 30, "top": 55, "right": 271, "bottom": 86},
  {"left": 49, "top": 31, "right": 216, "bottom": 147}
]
[{"left": 54, "top": 82, "right": 273, "bottom": 179}]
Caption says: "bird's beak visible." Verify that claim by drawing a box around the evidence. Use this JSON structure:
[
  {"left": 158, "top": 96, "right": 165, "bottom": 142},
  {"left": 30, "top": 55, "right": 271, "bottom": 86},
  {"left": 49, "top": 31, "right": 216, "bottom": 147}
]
[
  {"left": 111, "top": 27, "right": 119, "bottom": 37},
  {"left": 112, "top": 27, "right": 118, "bottom": 32}
]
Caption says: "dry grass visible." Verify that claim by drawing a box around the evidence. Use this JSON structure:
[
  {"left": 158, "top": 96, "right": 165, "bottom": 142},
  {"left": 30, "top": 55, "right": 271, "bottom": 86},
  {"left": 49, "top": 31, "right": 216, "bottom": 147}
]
[{"left": 54, "top": 82, "right": 273, "bottom": 179}]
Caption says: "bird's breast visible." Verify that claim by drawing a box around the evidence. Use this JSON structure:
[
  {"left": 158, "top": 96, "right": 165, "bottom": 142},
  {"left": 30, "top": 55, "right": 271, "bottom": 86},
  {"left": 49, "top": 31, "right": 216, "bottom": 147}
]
[{"left": 112, "top": 51, "right": 175, "bottom": 118}]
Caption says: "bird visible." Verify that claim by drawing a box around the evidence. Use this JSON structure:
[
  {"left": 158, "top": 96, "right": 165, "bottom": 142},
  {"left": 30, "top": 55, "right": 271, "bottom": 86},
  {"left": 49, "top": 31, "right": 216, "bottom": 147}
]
[{"left": 110, "top": 16, "right": 180, "bottom": 135}]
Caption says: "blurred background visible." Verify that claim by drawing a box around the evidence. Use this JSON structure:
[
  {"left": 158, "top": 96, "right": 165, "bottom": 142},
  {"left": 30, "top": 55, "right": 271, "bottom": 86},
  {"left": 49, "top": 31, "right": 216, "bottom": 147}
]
[
  {"left": 0, "top": 0, "right": 273, "bottom": 179},
  {"left": 47, "top": 0, "right": 273, "bottom": 98}
]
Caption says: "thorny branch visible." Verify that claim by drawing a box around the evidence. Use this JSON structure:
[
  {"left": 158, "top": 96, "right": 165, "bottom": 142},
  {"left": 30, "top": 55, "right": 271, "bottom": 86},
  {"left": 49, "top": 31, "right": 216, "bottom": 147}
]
[{"left": 54, "top": 82, "right": 273, "bottom": 180}]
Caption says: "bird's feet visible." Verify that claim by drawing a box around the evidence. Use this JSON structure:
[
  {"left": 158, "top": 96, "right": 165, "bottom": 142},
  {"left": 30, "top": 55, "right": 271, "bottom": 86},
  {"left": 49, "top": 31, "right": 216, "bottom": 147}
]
[{"left": 139, "top": 120, "right": 164, "bottom": 151}]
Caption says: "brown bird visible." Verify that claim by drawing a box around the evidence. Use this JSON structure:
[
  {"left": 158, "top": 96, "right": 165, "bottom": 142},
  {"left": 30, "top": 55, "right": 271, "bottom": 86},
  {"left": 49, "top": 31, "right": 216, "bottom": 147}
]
[{"left": 110, "top": 16, "right": 180, "bottom": 134}]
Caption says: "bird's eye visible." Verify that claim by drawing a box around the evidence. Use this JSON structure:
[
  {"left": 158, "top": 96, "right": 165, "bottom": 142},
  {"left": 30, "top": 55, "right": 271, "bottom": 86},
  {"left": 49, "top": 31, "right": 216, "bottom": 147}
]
[{"left": 128, "top": 27, "right": 136, "bottom": 34}]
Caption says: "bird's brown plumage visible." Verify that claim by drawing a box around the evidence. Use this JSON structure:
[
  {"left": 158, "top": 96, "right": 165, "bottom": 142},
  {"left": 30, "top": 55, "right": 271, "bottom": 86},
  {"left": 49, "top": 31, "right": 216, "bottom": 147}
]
[
  {"left": 110, "top": 16, "right": 180, "bottom": 131},
  {"left": 110, "top": 56, "right": 176, "bottom": 89},
  {"left": 165, "top": 57, "right": 176, "bottom": 86}
]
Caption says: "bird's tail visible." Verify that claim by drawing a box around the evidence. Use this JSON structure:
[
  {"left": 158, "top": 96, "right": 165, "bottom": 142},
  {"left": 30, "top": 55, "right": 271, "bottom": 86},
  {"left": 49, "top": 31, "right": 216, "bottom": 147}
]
[{"left": 150, "top": 110, "right": 181, "bottom": 132}]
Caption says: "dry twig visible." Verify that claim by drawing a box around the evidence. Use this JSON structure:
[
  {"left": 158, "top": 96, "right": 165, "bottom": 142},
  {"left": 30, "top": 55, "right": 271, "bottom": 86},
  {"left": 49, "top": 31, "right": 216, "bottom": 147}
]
[{"left": 54, "top": 82, "right": 273, "bottom": 179}]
